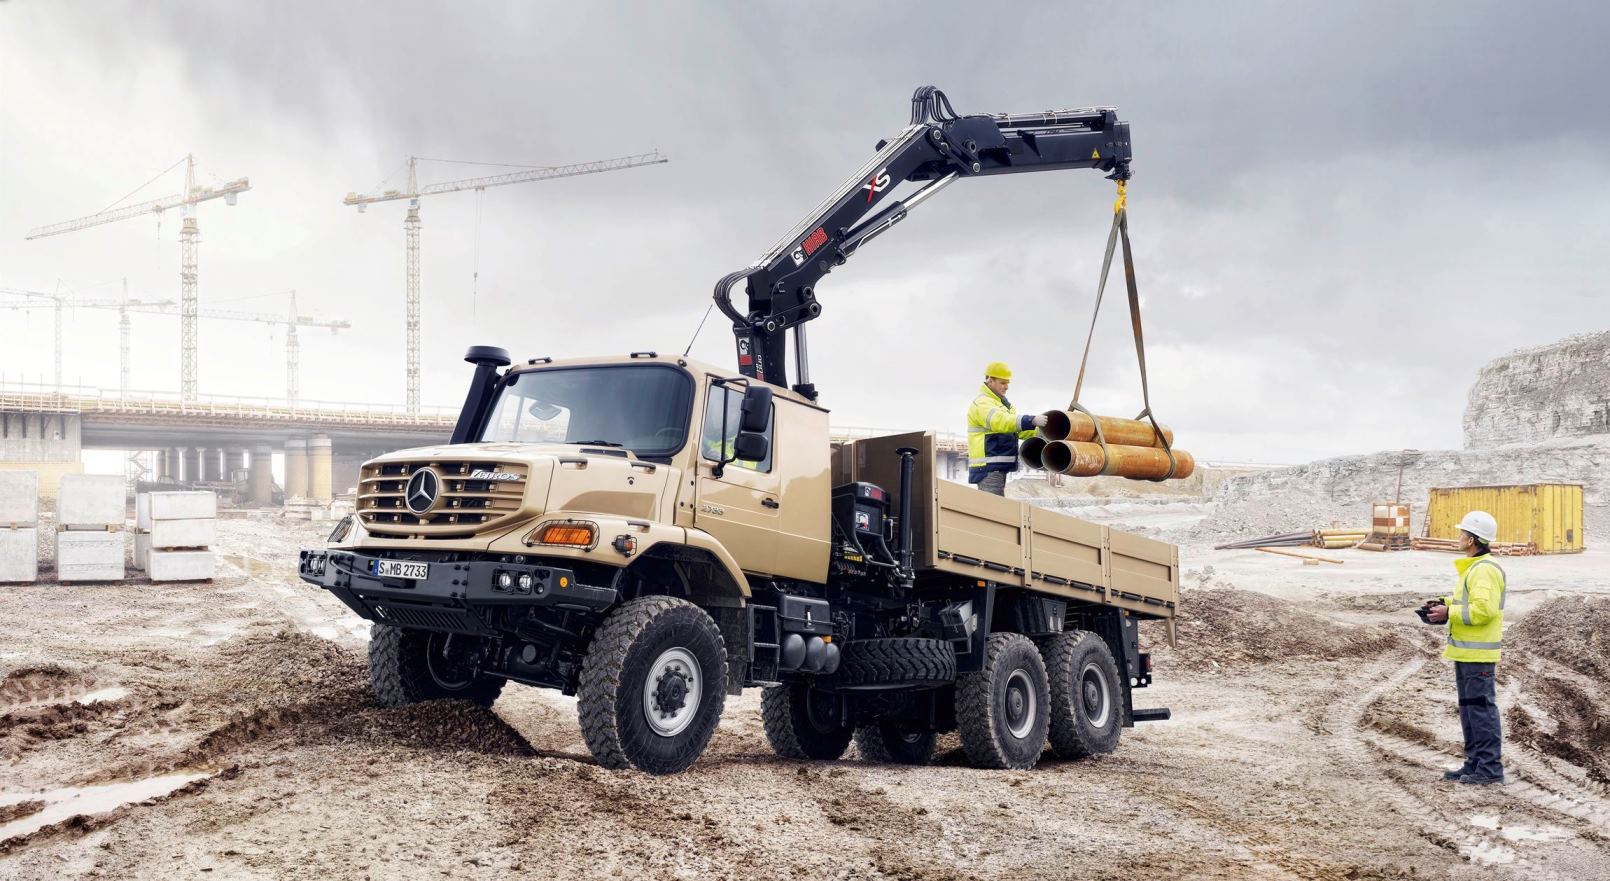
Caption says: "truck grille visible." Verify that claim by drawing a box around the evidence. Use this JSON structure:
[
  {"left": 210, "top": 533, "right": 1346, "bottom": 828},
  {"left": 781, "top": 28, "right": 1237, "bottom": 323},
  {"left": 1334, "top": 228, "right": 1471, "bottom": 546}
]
[{"left": 357, "top": 460, "right": 529, "bottom": 538}]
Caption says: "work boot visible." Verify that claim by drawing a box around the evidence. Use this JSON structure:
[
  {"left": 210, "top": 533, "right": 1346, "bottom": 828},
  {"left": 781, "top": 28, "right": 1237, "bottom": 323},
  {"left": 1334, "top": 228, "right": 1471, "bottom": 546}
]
[
  {"left": 1458, "top": 773, "right": 1505, "bottom": 786},
  {"left": 1442, "top": 766, "right": 1470, "bottom": 781}
]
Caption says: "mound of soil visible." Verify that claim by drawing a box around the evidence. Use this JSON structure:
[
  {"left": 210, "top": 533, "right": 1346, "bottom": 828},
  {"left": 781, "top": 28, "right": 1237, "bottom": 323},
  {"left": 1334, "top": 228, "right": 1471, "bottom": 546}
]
[
  {"left": 1152, "top": 588, "right": 1402, "bottom": 667},
  {"left": 1503, "top": 595, "right": 1610, "bottom": 782}
]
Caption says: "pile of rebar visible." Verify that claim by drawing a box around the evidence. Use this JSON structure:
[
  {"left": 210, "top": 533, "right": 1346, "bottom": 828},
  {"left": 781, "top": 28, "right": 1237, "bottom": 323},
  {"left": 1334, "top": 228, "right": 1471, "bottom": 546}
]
[
  {"left": 1213, "top": 531, "right": 1314, "bottom": 551},
  {"left": 1026, "top": 411, "right": 1195, "bottom": 481}
]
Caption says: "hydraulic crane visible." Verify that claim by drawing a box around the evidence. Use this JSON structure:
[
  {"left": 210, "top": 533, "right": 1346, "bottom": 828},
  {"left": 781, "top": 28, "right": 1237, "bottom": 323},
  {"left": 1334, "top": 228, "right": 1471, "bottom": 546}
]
[
  {"left": 0, "top": 285, "right": 347, "bottom": 403},
  {"left": 25, "top": 155, "right": 250, "bottom": 402},
  {"left": 344, "top": 151, "right": 668, "bottom": 414},
  {"left": 714, "top": 86, "right": 1131, "bottom": 400}
]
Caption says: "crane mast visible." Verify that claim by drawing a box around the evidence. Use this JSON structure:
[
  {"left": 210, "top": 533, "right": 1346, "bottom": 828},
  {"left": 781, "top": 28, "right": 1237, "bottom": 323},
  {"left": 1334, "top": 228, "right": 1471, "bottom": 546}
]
[
  {"left": 345, "top": 151, "right": 668, "bottom": 414},
  {"left": 24, "top": 154, "right": 250, "bottom": 402}
]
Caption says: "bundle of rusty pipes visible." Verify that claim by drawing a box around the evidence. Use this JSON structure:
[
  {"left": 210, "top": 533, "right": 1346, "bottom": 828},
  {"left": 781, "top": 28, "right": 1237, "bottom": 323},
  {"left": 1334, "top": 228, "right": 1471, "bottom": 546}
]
[{"left": 1020, "top": 411, "right": 1196, "bottom": 482}]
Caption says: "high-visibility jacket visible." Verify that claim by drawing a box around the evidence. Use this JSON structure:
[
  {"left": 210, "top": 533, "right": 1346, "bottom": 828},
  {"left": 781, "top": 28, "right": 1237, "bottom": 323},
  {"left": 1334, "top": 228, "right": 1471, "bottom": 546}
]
[
  {"left": 966, "top": 384, "right": 1036, "bottom": 484},
  {"left": 1440, "top": 554, "right": 1506, "bottom": 662}
]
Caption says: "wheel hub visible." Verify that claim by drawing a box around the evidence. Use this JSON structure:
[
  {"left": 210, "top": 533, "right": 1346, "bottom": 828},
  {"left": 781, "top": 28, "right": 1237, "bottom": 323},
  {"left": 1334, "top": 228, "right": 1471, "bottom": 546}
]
[
  {"left": 1004, "top": 668, "right": 1037, "bottom": 739},
  {"left": 1080, "top": 661, "right": 1112, "bottom": 728},
  {"left": 642, "top": 647, "right": 702, "bottom": 738}
]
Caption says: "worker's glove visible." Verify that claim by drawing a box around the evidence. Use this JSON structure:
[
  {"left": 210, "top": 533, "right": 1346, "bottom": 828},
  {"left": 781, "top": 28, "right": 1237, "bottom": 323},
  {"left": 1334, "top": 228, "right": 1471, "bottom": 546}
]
[{"left": 1032, "top": 415, "right": 1050, "bottom": 429}]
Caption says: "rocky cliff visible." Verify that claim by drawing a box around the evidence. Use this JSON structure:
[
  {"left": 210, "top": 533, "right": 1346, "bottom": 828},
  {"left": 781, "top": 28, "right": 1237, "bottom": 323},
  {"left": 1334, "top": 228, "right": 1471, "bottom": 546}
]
[{"left": 1464, "top": 331, "right": 1610, "bottom": 449}]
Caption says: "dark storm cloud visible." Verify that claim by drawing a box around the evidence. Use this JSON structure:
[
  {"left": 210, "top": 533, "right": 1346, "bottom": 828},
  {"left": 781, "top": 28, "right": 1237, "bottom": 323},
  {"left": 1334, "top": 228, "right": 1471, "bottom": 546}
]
[{"left": 3, "top": 1, "right": 1607, "bottom": 461}]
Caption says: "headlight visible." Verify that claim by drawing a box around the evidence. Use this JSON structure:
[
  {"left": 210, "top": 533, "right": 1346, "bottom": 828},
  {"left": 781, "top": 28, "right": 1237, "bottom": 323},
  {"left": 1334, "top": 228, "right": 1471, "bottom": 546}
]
[
  {"left": 327, "top": 515, "right": 354, "bottom": 545},
  {"left": 524, "top": 520, "right": 598, "bottom": 549}
]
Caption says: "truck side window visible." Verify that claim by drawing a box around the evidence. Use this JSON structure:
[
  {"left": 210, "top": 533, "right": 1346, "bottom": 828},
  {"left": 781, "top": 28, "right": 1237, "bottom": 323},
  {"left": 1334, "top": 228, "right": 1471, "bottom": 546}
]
[{"left": 700, "top": 385, "right": 773, "bottom": 473}]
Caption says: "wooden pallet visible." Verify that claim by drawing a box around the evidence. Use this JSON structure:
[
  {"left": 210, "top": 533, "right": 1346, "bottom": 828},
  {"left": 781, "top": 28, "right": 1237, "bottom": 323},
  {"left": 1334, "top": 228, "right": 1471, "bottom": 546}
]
[{"left": 1357, "top": 533, "right": 1411, "bottom": 552}]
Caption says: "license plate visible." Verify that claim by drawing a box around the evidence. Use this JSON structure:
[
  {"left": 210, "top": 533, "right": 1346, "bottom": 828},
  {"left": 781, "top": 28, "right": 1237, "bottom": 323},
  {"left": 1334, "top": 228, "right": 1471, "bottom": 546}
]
[{"left": 373, "top": 559, "right": 430, "bottom": 580}]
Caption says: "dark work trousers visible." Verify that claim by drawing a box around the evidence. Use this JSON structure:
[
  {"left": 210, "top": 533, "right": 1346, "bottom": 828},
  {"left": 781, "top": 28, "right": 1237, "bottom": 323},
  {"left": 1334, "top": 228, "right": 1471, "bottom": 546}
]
[
  {"left": 977, "top": 471, "right": 1007, "bottom": 496},
  {"left": 1455, "top": 661, "right": 1503, "bottom": 779}
]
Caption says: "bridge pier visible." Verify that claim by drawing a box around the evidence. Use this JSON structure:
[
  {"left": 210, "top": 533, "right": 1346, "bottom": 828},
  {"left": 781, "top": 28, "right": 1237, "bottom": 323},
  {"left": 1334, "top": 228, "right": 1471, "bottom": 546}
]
[
  {"left": 309, "top": 435, "right": 333, "bottom": 504},
  {"left": 284, "top": 439, "right": 308, "bottom": 502},
  {"left": 226, "top": 447, "right": 247, "bottom": 481},
  {"left": 181, "top": 447, "right": 201, "bottom": 483},
  {"left": 249, "top": 444, "right": 274, "bottom": 506}
]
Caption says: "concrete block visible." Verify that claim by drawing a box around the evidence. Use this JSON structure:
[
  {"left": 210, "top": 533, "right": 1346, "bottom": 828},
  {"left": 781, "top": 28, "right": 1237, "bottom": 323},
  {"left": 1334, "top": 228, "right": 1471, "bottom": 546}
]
[
  {"left": 0, "top": 528, "right": 38, "bottom": 583},
  {"left": 56, "top": 530, "right": 124, "bottom": 582},
  {"left": 57, "top": 474, "right": 126, "bottom": 528},
  {"left": 134, "top": 532, "right": 150, "bottom": 571},
  {"left": 147, "top": 518, "right": 216, "bottom": 550},
  {"left": 147, "top": 549, "right": 214, "bottom": 582},
  {"left": 136, "top": 491, "right": 218, "bottom": 528},
  {"left": 0, "top": 471, "right": 39, "bottom": 526}
]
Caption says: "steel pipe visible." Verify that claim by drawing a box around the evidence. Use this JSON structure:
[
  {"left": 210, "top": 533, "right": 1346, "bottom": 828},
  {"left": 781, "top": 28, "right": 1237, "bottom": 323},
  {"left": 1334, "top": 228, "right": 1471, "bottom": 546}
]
[
  {"left": 1040, "top": 410, "right": 1174, "bottom": 448},
  {"left": 1040, "top": 440, "right": 1196, "bottom": 481},
  {"left": 1019, "top": 436, "right": 1048, "bottom": 470}
]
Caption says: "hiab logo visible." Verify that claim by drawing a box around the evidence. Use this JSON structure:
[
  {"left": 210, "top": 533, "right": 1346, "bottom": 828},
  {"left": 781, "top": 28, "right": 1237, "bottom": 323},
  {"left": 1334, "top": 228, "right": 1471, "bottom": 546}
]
[{"left": 862, "top": 167, "right": 891, "bottom": 202}]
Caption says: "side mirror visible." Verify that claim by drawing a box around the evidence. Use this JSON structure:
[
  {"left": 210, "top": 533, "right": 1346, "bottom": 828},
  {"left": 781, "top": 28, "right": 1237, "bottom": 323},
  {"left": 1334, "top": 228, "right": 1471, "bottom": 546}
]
[
  {"left": 733, "top": 431, "right": 769, "bottom": 462},
  {"left": 740, "top": 385, "right": 773, "bottom": 434}
]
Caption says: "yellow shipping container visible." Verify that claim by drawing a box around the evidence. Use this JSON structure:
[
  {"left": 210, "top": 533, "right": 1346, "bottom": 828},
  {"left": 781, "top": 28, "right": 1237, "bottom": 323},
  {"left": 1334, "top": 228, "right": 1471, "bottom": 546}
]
[{"left": 1427, "top": 484, "right": 1584, "bottom": 554}]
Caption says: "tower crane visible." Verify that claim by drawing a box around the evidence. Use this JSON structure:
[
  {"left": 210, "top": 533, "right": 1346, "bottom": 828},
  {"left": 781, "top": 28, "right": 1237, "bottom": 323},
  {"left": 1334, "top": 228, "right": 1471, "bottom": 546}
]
[
  {"left": 25, "top": 154, "right": 250, "bottom": 402},
  {"left": 344, "top": 151, "right": 668, "bottom": 414},
  {"left": 0, "top": 286, "right": 347, "bottom": 403},
  {"left": 0, "top": 285, "right": 174, "bottom": 392}
]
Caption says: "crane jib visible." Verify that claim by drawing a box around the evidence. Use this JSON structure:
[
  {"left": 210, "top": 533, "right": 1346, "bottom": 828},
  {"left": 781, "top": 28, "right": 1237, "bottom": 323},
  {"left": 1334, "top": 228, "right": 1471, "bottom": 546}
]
[{"left": 714, "top": 86, "right": 1132, "bottom": 399}]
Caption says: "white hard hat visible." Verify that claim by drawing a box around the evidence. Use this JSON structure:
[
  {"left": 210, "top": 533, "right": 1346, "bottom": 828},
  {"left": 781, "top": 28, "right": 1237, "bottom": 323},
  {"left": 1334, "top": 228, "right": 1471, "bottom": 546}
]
[{"left": 1457, "top": 510, "right": 1498, "bottom": 543}]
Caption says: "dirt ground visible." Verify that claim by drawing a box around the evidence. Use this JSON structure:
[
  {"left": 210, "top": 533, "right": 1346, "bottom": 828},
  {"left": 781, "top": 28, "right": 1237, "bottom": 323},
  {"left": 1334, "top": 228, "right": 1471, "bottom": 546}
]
[{"left": 4, "top": 513, "right": 1610, "bottom": 880}]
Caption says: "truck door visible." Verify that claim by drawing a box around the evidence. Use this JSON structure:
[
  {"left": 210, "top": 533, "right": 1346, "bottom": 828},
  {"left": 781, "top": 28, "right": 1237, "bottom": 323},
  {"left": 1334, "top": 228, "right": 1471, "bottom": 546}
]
[{"left": 693, "top": 383, "right": 780, "bottom": 575}]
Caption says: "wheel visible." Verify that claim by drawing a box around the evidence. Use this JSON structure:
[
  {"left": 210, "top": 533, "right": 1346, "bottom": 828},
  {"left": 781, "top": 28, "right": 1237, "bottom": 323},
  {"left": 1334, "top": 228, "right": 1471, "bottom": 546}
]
[
  {"left": 1039, "top": 630, "right": 1123, "bottom": 759},
  {"left": 854, "top": 719, "right": 937, "bottom": 765},
  {"left": 577, "top": 596, "right": 727, "bottom": 774},
  {"left": 761, "top": 682, "right": 853, "bottom": 760},
  {"left": 955, "top": 633, "right": 1050, "bottom": 770},
  {"left": 835, "top": 638, "right": 957, "bottom": 690},
  {"left": 369, "top": 624, "right": 505, "bottom": 708}
]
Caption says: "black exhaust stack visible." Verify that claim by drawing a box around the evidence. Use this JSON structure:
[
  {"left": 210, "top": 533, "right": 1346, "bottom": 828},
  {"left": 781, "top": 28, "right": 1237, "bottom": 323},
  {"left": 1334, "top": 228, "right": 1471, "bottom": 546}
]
[
  {"left": 895, "top": 447, "right": 917, "bottom": 587},
  {"left": 450, "top": 345, "right": 512, "bottom": 443}
]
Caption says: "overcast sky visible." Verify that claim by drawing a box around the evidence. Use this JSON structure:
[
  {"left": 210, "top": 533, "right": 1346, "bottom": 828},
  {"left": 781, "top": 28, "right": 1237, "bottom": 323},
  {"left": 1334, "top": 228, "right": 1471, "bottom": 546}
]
[{"left": 2, "top": 1, "right": 1605, "bottom": 464}]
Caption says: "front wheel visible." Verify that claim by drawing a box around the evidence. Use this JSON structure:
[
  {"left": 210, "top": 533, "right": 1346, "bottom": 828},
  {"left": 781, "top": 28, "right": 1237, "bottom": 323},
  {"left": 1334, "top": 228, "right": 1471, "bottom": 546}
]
[
  {"left": 577, "top": 596, "right": 728, "bottom": 775},
  {"left": 369, "top": 624, "right": 505, "bottom": 708}
]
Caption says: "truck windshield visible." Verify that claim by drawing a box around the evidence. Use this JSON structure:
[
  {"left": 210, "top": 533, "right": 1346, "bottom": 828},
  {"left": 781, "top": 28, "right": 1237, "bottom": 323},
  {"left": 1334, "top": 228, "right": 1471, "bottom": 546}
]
[{"left": 479, "top": 364, "right": 695, "bottom": 458}]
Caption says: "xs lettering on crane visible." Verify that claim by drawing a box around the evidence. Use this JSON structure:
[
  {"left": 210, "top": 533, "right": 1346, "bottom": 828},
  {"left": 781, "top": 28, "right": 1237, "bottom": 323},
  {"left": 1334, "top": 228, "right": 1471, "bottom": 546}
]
[{"left": 862, "top": 168, "right": 892, "bottom": 202}]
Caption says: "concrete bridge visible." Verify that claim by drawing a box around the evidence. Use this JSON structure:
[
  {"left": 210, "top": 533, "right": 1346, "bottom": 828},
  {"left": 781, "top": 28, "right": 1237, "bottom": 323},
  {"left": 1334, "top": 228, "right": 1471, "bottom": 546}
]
[{"left": 0, "top": 383, "right": 970, "bottom": 502}]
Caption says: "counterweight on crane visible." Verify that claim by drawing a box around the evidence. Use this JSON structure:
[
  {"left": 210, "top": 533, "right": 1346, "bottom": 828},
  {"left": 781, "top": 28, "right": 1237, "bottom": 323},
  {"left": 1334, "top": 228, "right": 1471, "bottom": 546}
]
[
  {"left": 24, "top": 155, "right": 250, "bottom": 402},
  {"left": 343, "top": 151, "right": 668, "bottom": 414}
]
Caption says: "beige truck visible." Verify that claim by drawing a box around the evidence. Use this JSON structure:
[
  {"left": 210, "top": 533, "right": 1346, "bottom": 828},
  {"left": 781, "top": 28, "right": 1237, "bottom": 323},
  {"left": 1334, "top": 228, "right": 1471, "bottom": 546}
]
[
  {"left": 301, "top": 352, "right": 1176, "bottom": 774},
  {"left": 300, "top": 86, "right": 1176, "bottom": 773}
]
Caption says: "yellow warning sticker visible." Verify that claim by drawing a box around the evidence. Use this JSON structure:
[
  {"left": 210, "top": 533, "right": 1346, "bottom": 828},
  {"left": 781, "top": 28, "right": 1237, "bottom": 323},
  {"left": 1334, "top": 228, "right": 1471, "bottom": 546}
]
[{"left": 1091, "top": 148, "right": 1101, "bottom": 159}]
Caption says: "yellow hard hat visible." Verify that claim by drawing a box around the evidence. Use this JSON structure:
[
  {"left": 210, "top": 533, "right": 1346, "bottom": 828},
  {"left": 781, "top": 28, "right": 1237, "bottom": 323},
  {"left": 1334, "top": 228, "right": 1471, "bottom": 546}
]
[{"left": 984, "top": 361, "right": 1012, "bottom": 380}]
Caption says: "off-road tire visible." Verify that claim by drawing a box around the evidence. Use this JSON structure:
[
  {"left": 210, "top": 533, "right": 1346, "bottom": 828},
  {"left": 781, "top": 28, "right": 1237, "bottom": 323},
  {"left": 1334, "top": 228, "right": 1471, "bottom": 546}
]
[
  {"left": 1038, "top": 630, "right": 1123, "bottom": 759},
  {"left": 369, "top": 624, "right": 505, "bottom": 708},
  {"left": 577, "top": 596, "right": 727, "bottom": 775},
  {"left": 761, "top": 682, "right": 853, "bottom": 760},
  {"left": 854, "top": 720, "right": 937, "bottom": 765},
  {"left": 955, "top": 633, "right": 1050, "bottom": 770},
  {"left": 835, "top": 638, "right": 957, "bottom": 690}
]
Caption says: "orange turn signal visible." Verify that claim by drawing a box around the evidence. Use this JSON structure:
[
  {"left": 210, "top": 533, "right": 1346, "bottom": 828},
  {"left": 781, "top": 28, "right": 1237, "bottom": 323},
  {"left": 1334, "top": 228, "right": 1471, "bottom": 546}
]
[{"left": 527, "top": 521, "right": 597, "bottom": 549}]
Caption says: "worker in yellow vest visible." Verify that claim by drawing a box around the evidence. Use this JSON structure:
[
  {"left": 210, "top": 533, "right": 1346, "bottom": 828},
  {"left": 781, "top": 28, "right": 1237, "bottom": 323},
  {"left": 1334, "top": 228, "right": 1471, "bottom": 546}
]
[
  {"left": 967, "top": 362, "right": 1048, "bottom": 496},
  {"left": 1424, "top": 510, "right": 1506, "bottom": 785}
]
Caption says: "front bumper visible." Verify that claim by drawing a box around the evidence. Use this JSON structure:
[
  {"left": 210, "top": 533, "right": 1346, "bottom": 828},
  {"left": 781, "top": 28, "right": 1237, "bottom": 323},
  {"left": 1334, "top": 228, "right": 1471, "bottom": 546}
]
[{"left": 298, "top": 548, "right": 616, "bottom": 635}]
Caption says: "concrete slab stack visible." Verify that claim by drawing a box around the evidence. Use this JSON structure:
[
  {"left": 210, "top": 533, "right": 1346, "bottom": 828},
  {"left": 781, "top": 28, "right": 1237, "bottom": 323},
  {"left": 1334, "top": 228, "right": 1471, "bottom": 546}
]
[
  {"left": 56, "top": 474, "right": 126, "bottom": 582},
  {"left": 0, "top": 470, "right": 40, "bottom": 583},
  {"left": 134, "top": 491, "right": 216, "bottom": 582}
]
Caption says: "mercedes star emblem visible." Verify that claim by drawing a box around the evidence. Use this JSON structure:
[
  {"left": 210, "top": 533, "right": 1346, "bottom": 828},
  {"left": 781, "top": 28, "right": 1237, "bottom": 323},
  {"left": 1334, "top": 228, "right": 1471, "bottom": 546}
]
[{"left": 404, "top": 467, "right": 441, "bottom": 515}]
